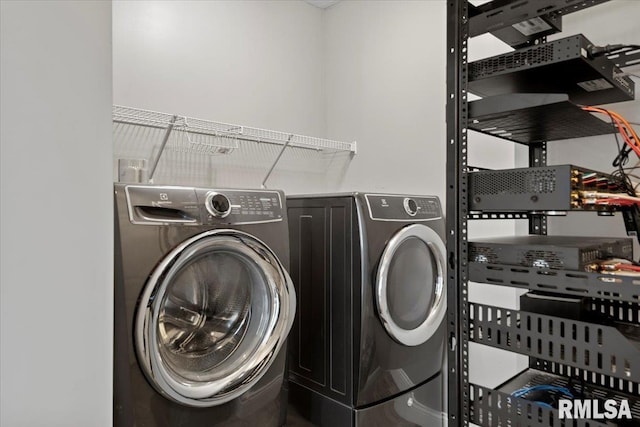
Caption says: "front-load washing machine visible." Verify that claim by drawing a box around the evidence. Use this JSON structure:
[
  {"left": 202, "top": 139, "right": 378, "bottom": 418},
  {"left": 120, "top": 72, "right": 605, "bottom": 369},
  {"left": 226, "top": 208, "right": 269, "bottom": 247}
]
[
  {"left": 114, "top": 184, "right": 296, "bottom": 426},
  {"left": 286, "top": 193, "right": 446, "bottom": 426}
]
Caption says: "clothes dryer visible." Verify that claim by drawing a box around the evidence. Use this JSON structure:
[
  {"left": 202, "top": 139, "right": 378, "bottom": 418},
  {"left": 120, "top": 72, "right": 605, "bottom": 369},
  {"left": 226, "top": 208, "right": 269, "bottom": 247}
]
[
  {"left": 287, "top": 193, "right": 446, "bottom": 426},
  {"left": 114, "top": 184, "right": 296, "bottom": 426}
]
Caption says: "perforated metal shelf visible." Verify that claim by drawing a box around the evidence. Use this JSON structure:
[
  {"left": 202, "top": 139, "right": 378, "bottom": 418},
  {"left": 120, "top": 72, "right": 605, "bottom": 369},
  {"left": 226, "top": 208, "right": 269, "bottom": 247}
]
[
  {"left": 469, "top": 303, "right": 640, "bottom": 383},
  {"left": 471, "top": 368, "right": 640, "bottom": 427},
  {"left": 469, "top": 94, "right": 615, "bottom": 145},
  {"left": 470, "top": 262, "right": 640, "bottom": 304},
  {"left": 532, "top": 355, "right": 640, "bottom": 398},
  {"left": 468, "top": 0, "right": 610, "bottom": 38}
]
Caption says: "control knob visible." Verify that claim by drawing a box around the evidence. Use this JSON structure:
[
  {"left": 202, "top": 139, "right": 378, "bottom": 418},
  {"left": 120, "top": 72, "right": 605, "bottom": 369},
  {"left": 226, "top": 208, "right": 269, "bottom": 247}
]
[
  {"left": 403, "top": 198, "right": 418, "bottom": 216},
  {"left": 206, "top": 192, "right": 231, "bottom": 218}
]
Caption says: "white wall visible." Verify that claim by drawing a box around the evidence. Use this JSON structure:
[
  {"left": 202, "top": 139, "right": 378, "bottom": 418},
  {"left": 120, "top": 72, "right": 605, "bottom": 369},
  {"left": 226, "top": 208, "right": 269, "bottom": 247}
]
[
  {"left": 112, "top": 0, "right": 455, "bottom": 197},
  {"left": 324, "top": 0, "right": 448, "bottom": 199},
  {"left": 113, "top": 0, "right": 337, "bottom": 192},
  {"left": 114, "top": 0, "right": 324, "bottom": 135},
  {"left": 0, "top": 2, "right": 113, "bottom": 426}
]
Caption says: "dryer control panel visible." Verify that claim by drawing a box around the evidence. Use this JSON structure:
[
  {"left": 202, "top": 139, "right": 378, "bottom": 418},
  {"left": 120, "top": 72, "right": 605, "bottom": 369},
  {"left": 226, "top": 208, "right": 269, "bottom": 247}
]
[
  {"left": 124, "top": 185, "right": 283, "bottom": 225},
  {"left": 365, "top": 194, "right": 441, "bottom": 221}
]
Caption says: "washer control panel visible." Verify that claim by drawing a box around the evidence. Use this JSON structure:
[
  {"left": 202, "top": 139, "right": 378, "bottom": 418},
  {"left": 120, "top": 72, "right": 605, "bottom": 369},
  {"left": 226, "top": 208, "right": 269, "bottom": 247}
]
[
  {"left": 196, "top": 189, "right": 283, "bottom": 224},
  {"left": 365, "top": 194, "right": 441, "bottom": 221},
  {"left": 125, "top": 185, "right": 282, "bottom": 225}
]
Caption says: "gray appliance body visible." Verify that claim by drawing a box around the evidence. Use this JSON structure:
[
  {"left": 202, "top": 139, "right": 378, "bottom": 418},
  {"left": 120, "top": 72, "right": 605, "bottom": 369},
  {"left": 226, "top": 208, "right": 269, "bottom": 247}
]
[
  {"left": 114, "top": 184, "right": 296, "bottom": 426},
  {"left": 287, "top": 193, "right": 446, "bottom": 426}
]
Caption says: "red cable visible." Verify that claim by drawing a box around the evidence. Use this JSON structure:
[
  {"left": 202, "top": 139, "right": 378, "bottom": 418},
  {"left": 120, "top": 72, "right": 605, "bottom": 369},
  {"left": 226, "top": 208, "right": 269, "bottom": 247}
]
[
  {"left": 615, "top": 263, "right": 640, "bottom": 272},
  {"left": 583, "top": 106, "right": 640, "bottom": 156}
]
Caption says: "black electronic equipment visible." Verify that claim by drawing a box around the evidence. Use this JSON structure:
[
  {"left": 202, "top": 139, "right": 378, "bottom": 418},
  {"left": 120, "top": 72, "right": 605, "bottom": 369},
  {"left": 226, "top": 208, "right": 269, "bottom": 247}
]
[
  {"left": 469, "top": 164, "right": 627, "bottom": 213},
  {"left": 469, "top": 235, "right": 633, "bottom": 271},
  {"left": 468, "top": 34, "right": 635, "bottom": 105}
]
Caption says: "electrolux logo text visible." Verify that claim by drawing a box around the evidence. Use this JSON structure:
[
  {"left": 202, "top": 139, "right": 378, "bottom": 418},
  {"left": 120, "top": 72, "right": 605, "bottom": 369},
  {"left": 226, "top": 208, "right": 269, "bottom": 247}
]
[{"left": 558, "top": 399, "right": 632, "bottom": 420}]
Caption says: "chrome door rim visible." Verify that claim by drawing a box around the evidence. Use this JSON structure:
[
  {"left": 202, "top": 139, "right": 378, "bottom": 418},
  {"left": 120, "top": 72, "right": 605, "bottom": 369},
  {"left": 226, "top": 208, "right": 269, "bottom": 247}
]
[
  {"left": 135, "top": 229, "right": 296, "bottom": 407},
  {"left": 376, "top": 224, "right": 446, "bottom": 346}
]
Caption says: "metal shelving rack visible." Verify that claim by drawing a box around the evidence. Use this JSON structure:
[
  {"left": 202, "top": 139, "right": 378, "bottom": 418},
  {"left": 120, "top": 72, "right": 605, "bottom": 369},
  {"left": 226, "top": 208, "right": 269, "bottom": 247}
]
[{"left": 446, "top": 1, "right": 640, "bottom": 426}]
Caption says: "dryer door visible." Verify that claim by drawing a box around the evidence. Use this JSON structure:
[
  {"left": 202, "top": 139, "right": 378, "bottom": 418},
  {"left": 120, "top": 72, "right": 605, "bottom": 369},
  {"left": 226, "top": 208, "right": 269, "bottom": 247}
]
[
  {"left": 375, "top": 224, "right": 446, "bottom": 347},
  {"left": 135, "top": 229, "right": 296, "bottom": 407}
]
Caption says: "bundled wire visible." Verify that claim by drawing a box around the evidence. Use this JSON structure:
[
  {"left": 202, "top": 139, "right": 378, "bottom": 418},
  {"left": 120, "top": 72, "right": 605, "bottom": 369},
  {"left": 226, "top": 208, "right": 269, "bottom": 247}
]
[
  {"left": 582, "top": 106, "right": 640, "bottom": 198},
  {"left": 511, "top": 385, "right": 574, "bottom": 398},
  {"left": 588, "top": 257, "right": 640, "bottom": 275},
  {"left": 581, "top": 191, "right": 640, "bottom": 207},
  {"left": 583, "top": 106, "right": 640, "bottom": 158},
  {"left": 510, "top": 384, "right": 575, "bottom": 409},
  {"left": 611, "top": 166, "right": 639, "bottom": 196},
  {"left": 615, "top": 263, "right": 640, "bottom": 272}
]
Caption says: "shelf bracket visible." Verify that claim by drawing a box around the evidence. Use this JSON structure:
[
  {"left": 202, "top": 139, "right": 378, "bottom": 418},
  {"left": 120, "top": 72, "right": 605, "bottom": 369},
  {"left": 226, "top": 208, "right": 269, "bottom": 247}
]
[
  {"left": 148, "top": 115, "right": 178, "bottom": 182},
  {"left": 261, "top": 134, "right": 294, "bottom": 189}
]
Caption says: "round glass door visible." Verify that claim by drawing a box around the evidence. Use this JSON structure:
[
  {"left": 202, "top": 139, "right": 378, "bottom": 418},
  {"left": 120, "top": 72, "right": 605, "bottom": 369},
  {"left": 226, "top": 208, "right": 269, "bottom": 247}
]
[
  {"left": 376, "top": 224, "right": 446, "bottom": 346},
  {"left": 135, "top": 230, "right": 296, "bottom": 407}
]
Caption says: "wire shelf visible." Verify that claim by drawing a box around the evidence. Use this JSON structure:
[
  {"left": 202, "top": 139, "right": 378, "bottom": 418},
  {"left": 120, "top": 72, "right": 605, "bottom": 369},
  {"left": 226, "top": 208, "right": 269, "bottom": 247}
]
[
  {"left": 113, "top": 105, "right": 176, "bottom": 129},
  {"left": 242, "top": 127, "right": 356, "bottom": 152},
  {"left": 167, "top": 127, "right": 240, "bottom": 156},
  {"left": 113, "top": 105, "right": 357, "bottom": 154},
  {"left": 112, "top": 105, "right": 356, "bottom": 186}
]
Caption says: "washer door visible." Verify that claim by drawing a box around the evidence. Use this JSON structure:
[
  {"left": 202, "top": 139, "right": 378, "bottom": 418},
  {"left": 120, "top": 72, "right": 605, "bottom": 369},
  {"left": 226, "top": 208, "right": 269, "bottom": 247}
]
[
  {"left": 135, "top": 229, "right": 296, "bottom": 407},
  {"left": 376, "top": 224, "right": 446, "bottom": 347}
]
